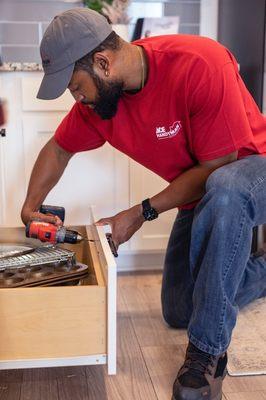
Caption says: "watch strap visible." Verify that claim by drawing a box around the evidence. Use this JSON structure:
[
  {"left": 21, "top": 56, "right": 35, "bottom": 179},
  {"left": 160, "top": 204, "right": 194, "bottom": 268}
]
[{"left": 141, "top": 198, "right": 158, "bottom": 221}]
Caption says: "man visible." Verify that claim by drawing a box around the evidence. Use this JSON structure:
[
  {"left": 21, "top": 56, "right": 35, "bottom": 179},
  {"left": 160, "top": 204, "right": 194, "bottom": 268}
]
[{"left": 21, "top": 8, "right": 266, "bottom": 400}]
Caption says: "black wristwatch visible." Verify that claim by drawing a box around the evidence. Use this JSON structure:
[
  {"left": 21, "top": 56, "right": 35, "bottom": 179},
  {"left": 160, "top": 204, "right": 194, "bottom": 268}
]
[{"left": 142, "top": 198, "right": 158, "bottom": 221}]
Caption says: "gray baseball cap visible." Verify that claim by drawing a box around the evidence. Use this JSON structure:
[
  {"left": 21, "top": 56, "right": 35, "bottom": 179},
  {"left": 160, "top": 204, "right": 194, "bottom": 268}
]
[{"left": 37, "top": 8, "right": 112, "bottom": 100}]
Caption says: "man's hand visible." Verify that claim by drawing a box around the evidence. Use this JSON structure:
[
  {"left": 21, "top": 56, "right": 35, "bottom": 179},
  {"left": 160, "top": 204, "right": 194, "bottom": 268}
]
[
  {"left": 95, "top": 205, "right": 145, "bottom": 250},
  {"left": 21, "top": 208, "right": 63, "bottom": 227},
  {"left": 0, "top": 99, "right": 7, "bottom": 126}
]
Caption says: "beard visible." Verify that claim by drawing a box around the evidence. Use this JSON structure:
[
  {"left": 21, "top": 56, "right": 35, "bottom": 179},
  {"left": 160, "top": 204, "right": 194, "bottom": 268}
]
[{"left": 82, "top": 73, "right": 124, "bottom": 120}]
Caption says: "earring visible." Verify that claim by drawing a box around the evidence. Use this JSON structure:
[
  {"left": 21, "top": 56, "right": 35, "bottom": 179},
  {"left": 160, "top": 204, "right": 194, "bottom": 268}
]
[{"left": 105, "top": 70, "right": 109, "bottom": 77}]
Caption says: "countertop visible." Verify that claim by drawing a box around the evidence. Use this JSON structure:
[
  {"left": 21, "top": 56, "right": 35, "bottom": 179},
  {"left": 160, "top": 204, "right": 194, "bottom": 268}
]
[{"left": 0, "top": 63, "right": 43, "bottom": 72}]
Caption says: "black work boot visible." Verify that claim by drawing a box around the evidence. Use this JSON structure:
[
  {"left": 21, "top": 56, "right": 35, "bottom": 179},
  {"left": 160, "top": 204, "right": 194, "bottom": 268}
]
[{"left": 172, "top": 342, "right": 227, "bottom": 400}]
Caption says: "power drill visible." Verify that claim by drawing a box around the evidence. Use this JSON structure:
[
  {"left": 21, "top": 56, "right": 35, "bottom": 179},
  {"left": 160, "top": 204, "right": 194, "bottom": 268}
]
[{"left": 25, "top": 205, "right": 83, "bottom": 244}]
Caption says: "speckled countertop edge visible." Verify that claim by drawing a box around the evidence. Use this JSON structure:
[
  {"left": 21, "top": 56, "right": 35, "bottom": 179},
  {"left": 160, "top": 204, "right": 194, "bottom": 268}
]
[{"left": 0, "top": 63, "right": 43, "bottom": 72}]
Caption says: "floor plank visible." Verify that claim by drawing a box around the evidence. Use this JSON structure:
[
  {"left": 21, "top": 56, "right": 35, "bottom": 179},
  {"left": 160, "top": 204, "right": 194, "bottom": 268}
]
[
  {"left": 86, "top": 315, "right": 158, "bottom": 400},
  {"left": 20, "top": 368, "right": 59, "bottom": 400},
  {"left": 224, "top": 391, "right": 266, "bottom": 400},
  {"left": 57, "top": 367, "right": 88, "bottom": 400},
  {"left": 141, "top": 345, "right": 185, "bottom": 400},
  {"left": 223, "top": 374, "right": 266, "bottom": 393},
  {"left": 0, "top": 370, "right": 22, "bottom": 400},
  {"left": 119, "top": 273, "right": 188, "bottom": 347}
]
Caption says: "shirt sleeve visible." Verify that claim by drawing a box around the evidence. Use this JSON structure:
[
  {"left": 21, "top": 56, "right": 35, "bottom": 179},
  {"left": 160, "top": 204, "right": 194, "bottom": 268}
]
[
  {"left": 54, "top": 102, "right": 106, "bottom": 153},
  {"left": 189, "top": 62, "right": 254, "bottom": 162}
]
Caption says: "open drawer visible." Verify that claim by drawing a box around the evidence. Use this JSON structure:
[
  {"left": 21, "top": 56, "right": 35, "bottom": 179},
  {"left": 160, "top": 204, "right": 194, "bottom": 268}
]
[{"left": 0, "top": 211, "right": 117, "bottom": 374}]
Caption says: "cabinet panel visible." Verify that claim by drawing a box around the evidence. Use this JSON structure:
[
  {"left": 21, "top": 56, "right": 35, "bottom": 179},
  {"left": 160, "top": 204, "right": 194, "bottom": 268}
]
[
  {"left": 22, "top": 114, "right": 119, "bottom": 225},
  {"left": 22, "top": 75, "right": 74, "bottom": 111},
  {"left": 129, "top": 160, "right": 177, "bottom": 251},
  {"left": 0, "top": 73, "right": 26, "bottom": 226}
]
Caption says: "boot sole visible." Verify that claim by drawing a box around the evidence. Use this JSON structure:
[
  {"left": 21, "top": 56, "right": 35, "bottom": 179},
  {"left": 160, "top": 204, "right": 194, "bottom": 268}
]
[{"left": 171, "top": 394, "right": 222, "bottom": 400}]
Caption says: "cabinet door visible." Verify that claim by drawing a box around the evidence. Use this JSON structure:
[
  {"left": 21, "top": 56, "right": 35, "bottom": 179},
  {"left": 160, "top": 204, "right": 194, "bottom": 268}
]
[
  {"left": 22, "top": 114, "right": 124, "bottom": 226},
  {"left": 0, "top": 73, "right": 26, "bottom": 226},
  {"left": 129, "top": 160, "right": 177, "bottom": 251},
  {"left": 21, "top": 76, "right": 74, "bottom": 112}
]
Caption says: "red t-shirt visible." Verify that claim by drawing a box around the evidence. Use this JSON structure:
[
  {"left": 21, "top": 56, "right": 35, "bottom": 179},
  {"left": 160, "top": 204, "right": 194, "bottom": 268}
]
[{"left": 54, "top": 35, "right": 266, "bottom": 208}]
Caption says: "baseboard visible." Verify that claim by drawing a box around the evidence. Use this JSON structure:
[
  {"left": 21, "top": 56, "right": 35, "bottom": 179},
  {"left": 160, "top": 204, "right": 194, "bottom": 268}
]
[{"left": 116, "top": 249, "right": 165, "bottom": 272}]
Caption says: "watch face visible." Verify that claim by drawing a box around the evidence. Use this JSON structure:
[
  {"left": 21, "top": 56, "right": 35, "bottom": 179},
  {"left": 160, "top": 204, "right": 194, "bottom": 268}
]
[
  {"left": 143, "top": 208, "right": 158, "bottom": 221},
  {"left": 142, "top": 199, "right": 158, "bottom": 221}
]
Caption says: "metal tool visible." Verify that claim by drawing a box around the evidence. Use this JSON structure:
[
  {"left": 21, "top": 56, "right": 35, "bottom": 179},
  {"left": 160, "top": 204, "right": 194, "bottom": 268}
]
[
  {"left": 0, "top": 245, "right": 75, "bottom": 271},
  {"left": 106, "top": 233, "right": 118, "bottom": 257},
  {"left": 26, "top": 204, "right": 119, "bottom": 256},
  {"left": 0, "top": 244, "right": 34, "bottom": 259},
  {"left": 26, "top": 221, "right": 83, "bottom": 244},
  {"left": 26, "top": 204, "right": 82, "bottom": 244}
]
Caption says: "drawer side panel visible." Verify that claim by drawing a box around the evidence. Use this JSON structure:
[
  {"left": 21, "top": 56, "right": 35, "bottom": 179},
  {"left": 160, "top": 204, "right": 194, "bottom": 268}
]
[{"left": 0, "top": 286, "right": 106, "bottom": 359}]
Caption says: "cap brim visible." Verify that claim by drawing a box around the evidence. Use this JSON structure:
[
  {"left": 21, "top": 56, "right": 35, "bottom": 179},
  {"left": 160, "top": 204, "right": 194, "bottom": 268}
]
[{"left": 37, "top": 63, "right": 75, "bottom": 100}]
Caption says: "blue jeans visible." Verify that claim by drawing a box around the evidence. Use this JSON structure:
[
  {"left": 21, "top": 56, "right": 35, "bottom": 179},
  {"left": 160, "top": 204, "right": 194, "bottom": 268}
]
[{"left": 161, "top": 155, "right": 266, "bottom": 356}]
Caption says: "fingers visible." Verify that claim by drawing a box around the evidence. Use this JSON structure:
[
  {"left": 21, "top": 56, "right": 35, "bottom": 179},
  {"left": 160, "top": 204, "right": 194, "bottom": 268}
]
[
  {"left": 95, "top": 218, "right": 113, "bottom": 226},
  {"left": 29, "top": 212, "right": 63, "bottom": 226},
  {"left": 54, "top": 215, "right": 63, "bottom": 226},
  {"left": 95, "top": 218, "right": 120, "bottom": 248}
]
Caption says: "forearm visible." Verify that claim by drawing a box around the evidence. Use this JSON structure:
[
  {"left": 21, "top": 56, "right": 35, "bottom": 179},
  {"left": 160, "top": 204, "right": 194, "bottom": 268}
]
[
  {"left": 21, "top": 137, "right": 73, "bottom": 223},
  {"left": 148, "top": 150, "right": 238, "bottom": 215},
  {"left": 149, "top": 164, "right": 218, "bottom": 214}
]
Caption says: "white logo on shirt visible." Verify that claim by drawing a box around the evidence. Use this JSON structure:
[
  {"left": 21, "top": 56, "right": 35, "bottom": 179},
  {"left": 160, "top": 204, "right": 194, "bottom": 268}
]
[{"left": 156, "top": 121, "right": 181, "bottom": 140}]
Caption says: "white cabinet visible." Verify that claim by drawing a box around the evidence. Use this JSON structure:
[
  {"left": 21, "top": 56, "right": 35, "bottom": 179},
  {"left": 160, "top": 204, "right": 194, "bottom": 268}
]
[
  {"left": 129, "top": 160, "right": 177, "bottom": 251},
  {"left": 0, "top": 73, "right": 26, "bottom": 226},
  {"left": 22, "top": 114, "right": 124, "bottom": 225},
  {"left": 0, "top": 71, "right": 175, "bottom": 257},
  {"left": 21, "top": 77, "right": 74, "bottom": 112}
]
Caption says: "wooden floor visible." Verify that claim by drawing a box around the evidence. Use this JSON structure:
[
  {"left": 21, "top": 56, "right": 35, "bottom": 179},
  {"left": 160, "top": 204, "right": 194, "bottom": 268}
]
[{"left": 0, "top": 271, "right": 265, "bottom": 400}]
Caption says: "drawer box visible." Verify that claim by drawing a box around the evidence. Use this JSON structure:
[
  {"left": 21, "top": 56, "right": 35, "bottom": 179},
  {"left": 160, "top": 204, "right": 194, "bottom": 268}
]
[{"left": 0, "top": 216, "right": 117, "bottom": 374}]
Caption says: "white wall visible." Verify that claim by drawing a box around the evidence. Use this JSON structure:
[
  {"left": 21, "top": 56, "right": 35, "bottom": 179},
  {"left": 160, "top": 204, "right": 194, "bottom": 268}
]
[{"left": 200, "top": 0, "right": 219, "bottom": 40}]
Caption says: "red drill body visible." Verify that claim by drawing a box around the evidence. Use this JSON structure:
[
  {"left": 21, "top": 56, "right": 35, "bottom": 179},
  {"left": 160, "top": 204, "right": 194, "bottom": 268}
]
[{"left": 26, "top": 221, "right": 83, "bottom": 244}]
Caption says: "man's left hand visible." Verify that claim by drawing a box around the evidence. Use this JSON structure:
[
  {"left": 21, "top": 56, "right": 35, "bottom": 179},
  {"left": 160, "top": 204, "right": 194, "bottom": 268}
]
[{"left": 95, "top": 205, "right": 144, "bottom": 250}]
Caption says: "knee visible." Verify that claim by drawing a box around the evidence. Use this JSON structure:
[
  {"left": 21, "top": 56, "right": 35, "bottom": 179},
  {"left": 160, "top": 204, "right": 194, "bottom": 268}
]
[
  {"left": 162, "top": 310, "right": 189, "bottom": 329},
  {"left": 161, "top": 295, "right": 190, "bottom": 329},
  {"left": 205, "top": 166, "right": 249, "bottom": 206},
  {"left": 206, "top": 166, "right": 235, "bottom": 193}
]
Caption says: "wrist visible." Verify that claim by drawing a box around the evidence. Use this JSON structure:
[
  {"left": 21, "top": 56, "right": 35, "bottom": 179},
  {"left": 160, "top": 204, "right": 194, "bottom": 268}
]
[
  {"left": 141, "top": 198, "right": 159, "bottom": 221},
  {"left": 133, "top": 204, "right": 145, "bottom": 222},
  {"left": 21, "top": 208, "right": 30, "bottom": 226},
  {"left": 21, "top": 203, "right": 39, "bottom": 225}
]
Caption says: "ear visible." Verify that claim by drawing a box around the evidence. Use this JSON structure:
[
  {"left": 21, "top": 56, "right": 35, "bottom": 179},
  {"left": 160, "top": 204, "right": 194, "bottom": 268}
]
[{"left": 93, "top": 52, "right": 111, "bottom": 78}]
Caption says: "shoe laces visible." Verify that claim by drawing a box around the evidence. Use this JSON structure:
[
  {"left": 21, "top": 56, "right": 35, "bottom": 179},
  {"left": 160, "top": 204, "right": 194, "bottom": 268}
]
[{"left": 184, "top": 345, "right": 215, "bottom": 376}]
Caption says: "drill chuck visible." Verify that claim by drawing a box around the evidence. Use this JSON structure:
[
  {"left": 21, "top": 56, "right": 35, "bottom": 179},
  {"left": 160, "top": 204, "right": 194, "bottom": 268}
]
[{"left": 64, "top": 229, "right": 83, "bottom": 244}]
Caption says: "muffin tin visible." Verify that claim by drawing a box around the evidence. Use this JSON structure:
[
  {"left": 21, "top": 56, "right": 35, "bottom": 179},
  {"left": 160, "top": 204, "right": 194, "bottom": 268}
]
[{"left": 0, "top": 260, "right": 89, "bottom": 288}]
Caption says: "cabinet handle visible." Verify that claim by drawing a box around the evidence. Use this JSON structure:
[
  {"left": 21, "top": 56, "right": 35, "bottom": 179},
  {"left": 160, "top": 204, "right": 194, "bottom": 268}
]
[{"left": 0, "top": 129, "right": 6, "bottom": 137}]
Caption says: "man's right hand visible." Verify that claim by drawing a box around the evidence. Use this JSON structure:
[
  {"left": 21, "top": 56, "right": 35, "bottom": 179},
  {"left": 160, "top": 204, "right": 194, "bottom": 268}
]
[
  {"left": 21, "top": 208, "right": 63, "bottom": 227},
  {"left": 0, "top": 99, "right": 7, "bottom": 126}
]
